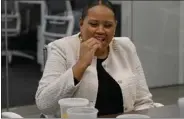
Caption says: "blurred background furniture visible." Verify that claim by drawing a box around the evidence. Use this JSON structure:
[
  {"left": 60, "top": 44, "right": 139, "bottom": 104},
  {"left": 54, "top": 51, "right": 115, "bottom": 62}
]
[
  {"left": 1, "top": 0, "right": 35, "bottom": 64},
  {"left": 43, "top": 0, "right": 74, "bottom": 43},
  {"left": 38, "top": 0, "right": 75, "bottom": 71},
  {"left": 71, "top": 0, "right": 91, "bottom": 34}
]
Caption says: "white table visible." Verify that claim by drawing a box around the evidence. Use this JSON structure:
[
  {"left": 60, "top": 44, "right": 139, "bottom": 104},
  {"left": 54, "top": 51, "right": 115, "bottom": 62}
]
[{"left": 100, "top": 104, "right": 181, "bottom": 118}]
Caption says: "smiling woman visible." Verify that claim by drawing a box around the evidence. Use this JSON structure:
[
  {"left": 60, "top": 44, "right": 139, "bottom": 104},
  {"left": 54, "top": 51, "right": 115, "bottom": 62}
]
[
  {"left": 79, "top": 1, "right": 116, "bottom": 59},
  {"left": 35, "top": 0, "right": 159, "bottom": 117}
]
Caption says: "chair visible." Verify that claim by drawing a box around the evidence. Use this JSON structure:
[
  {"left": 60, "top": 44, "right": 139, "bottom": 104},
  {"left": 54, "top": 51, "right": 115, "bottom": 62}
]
[
  {"left": 1, "top": 112, "right": 23, "bottom": 118},
  {"left": 43, "top": 42, "right": 53, "bottom": 68},
  {"left": 1, "top": 0, "right": 20, "bottom": 37},
  {"left": 1, "top": 0, "right": 35, "bottom": 63},
  {"left": 43, "top": 45, "right": 48, "bottom": 67},
  {"left": 43, "top": 0, "right": 74, "bottom": 42},
  {"left": 38, "top": 0, "right": 74, "bottom": 70},
  {"left": 71, "top": 0, "right": 91, "bottom": 34}
]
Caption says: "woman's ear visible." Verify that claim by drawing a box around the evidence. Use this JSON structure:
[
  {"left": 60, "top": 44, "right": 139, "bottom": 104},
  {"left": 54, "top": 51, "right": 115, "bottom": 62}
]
[
  {"left": 115, "top": 20, "right": 117, "bottom": 28},
  {"left": 114, "top": 20, "right": 117, "bottom": 36}
]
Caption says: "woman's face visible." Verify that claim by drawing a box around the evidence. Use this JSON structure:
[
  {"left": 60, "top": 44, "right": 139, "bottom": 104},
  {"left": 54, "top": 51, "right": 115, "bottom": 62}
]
[{"left": 80, "top": 5, "right": 117, "bottom": 51}]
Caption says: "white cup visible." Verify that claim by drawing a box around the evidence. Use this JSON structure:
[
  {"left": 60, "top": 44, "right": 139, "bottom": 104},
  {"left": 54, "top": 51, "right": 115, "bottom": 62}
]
[
  {"left": 58, "top": 98, "right": 89, "bottom": 119},
  {"left": 116, "top": 114, "right": 150, "bottom": 118},
  {"left": 178, "top": 97, "right": 184, "bottom": 118},
  {"left": 67, "top": 107, "right": 98, "bottom": 119}
]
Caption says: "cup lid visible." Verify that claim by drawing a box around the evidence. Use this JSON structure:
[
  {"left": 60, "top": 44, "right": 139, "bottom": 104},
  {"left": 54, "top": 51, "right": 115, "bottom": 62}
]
[{"left": 58, "top": 98, "right": 89, "bottom": 107}]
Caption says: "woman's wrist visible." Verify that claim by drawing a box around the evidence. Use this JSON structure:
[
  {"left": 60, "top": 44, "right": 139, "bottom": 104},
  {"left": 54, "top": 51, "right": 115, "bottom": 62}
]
[{"left": 72, "top": 60, "right": 88, "bottom": 81}]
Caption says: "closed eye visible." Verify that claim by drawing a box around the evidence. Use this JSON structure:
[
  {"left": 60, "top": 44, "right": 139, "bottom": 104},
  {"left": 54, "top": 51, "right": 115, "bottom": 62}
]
[
  {"left": 104, "top": 21, "right": 113, "bottom": 28},
  {"left": 89, "top": 22, "right": 98, "bottom": 27},
  {"left": 104, "top": 23, "right": 112, "bottom": 28}
]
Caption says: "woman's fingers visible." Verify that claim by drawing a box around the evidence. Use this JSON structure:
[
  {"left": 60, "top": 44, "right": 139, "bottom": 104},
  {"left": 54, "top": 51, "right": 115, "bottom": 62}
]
[
  {"left": 85, "top": 38, "right": 101, "bottom": 49},
  {"left": 91, "top": 44, "right": 101, "bottom": 54}
]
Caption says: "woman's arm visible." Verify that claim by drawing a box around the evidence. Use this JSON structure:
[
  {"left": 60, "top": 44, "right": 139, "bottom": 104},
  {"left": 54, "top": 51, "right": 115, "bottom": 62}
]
[
  {"left": 35, "top": 42, "right": 81, "bottom": 115},
  {"left": 132, "top": 45, "right": 155, "bottom": 111},
  {"left": 35, "top": 37, "right": 103, "bottom": 115}
]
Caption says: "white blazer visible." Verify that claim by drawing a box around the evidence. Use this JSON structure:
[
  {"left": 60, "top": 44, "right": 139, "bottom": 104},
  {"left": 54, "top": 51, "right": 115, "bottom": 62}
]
[{"left": 35, "top": 33, "right": 156, "bottom": 117}]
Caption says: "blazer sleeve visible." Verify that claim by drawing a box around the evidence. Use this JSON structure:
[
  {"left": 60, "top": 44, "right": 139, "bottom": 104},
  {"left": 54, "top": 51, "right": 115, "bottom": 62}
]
[
  {"left": 131, "top": 43, "right": 155, "bottom": 111},
  {"left": 35, "top": 42, "right": 81, "bottom": 115}
]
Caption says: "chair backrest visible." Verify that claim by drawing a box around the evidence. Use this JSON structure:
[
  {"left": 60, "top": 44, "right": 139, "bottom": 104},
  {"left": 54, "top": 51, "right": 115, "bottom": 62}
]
[
  {"left": 43, "top": 45, "right": 48, "bottom": 66},
  {"left": 1, "top": 0, "right": 21, "bottom": 37},
  {"left": 1, "top": 0, "right": 18, "bottom": 14},
  {"left": 43, "top": 42, "right": 53, "bottom": 67},
  {"left": 45, "top": 0, "right": 67, "bottom": 15},
  {"left": 72, "top": 0, "right": 91, "bottom": 10},
  {"left": 43, "top": 0, "right": 74, "bottom": 42}
]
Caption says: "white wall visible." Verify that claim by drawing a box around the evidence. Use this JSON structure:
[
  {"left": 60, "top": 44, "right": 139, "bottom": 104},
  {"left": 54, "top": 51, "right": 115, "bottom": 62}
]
[
  {"left": 132, "top": 1, "right": 181, "bottom": 87},
  {"left": 179, "top": 1, "right": 184, "bottom": 84},
  {"left": 121, "top": 1, "right": 132, "bottom": 39}
]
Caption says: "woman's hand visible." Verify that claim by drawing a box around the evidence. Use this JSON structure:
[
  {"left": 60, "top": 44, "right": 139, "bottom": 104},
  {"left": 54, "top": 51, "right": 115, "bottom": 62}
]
[
  {"left": 79, "top": 37, "right": 101, "bottom": 66},
  {"left": 72, "top": 38, "right": 101, "bottom": 81}
]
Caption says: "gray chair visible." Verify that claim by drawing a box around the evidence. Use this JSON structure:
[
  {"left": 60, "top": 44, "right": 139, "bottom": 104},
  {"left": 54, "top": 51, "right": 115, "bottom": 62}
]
[
  {"left": 72, "top": 0, "right": 92, "bottom": 34},
  {"left": 43, "top": 42, "right": 53, "bottom": 67},
  {"left": 39, "top": 0, "right": 74, "bottom": 70},
  {"left": 43, "top": 0, "right": 74, "bottom": 42},
  {"left": 43, "top": 45, "right": 48, "bottom": 67},
  {"left": 1, "top": 0, "right": 20, "bottom": 37},
  {"left": 1, "top": 0, "right": 35, "bottom": 63}
]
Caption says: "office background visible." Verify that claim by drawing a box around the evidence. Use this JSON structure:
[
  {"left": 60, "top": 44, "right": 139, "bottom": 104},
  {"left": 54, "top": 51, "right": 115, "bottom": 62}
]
[{"left": 1, "top": 0, "right": 184, "bottom": 117}]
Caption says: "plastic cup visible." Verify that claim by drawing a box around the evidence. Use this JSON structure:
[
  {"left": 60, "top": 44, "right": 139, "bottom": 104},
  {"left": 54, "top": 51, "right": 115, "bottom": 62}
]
[
  {"left": 67, "top": 107, "right": 98, "bottom": 119},
  {"left": 58, "top": 98, "right": 89, "bottom": 119},
  {"left": 116, "top": 114, "right": 150, "bottom": 118}
]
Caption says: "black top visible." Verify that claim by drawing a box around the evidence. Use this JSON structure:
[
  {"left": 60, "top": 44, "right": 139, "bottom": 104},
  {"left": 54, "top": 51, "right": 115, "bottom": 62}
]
[
  {"left": 74, "top": 58, "right": 124, "bottom": 116},
  {"left": 95, "top": 58, "right": 124, "bottom": 116}
]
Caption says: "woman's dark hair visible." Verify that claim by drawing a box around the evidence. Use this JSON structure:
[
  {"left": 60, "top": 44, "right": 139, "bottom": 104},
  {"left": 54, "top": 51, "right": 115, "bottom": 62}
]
[{"left": 81, "top": 0, "right": 117, "bottom": 20}]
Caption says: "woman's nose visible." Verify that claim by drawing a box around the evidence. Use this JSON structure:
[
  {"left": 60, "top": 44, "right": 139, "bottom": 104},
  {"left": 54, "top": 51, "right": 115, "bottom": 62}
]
[{"left": 96, "top": 25, "right": 105, "bottom": 33}]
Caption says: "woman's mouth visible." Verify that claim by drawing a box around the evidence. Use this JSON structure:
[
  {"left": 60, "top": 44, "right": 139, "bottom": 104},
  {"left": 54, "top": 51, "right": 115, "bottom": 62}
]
[{"left": 95, "top": 36, "right": 106, "bottom": 42}]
